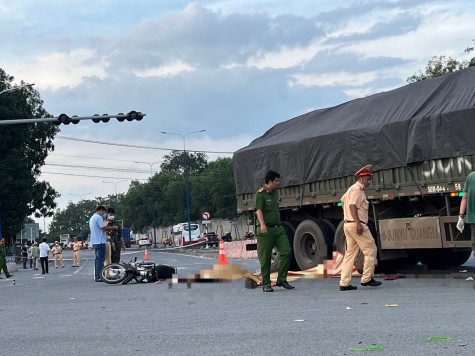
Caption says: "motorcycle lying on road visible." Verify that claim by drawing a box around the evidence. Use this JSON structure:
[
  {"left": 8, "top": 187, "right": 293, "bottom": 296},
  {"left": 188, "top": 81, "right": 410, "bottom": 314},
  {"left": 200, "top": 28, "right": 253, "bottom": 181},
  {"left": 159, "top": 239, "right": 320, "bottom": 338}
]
[{"left": 100, "top": 257, "right": 177, "bottom": 285}]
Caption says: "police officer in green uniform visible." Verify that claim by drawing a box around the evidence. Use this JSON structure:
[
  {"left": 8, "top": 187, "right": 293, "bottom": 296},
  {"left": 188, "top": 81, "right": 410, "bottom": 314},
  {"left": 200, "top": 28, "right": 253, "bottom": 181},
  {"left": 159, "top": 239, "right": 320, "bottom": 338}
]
[
  {"left": 0, "top": 238, "right": 13, "bottom": 279},
  {"left": 255, "top": 170, "right": 294, "bottom": 292},
  {"left": 106, "top": 208, "right": 125, "bottom": 264}
]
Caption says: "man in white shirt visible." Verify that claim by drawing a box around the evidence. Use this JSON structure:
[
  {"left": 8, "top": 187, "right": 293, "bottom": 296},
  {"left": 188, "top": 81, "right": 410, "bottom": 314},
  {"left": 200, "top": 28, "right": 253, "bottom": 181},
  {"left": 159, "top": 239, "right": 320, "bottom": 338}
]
[
  {"left": 39, "top": 238, "right": 50, "bottom": 275},
  {"left": 90, "top": 206, "right": 119, "bottom": 282}
]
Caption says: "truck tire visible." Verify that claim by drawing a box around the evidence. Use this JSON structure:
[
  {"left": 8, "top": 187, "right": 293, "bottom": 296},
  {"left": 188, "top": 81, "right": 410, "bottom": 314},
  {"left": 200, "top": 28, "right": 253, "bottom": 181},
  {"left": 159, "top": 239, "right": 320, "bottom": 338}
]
[
  {"left": 447, "top": 248, "right": 472, "bottom": 267},
  {"left": 293, "top": 219, "right": 333, "bottom": 271},
  {"left": 418, "top": 248, "right": 472, "bottom": 268},
  {"left": 263, "top": 221, "right": 299, "bottom": 272},
  {"left": 334, "top": 220, "right": 364, "bottom": 274},
  {"left": 282, "top": 221, "right": 300, "bottom": 271}
]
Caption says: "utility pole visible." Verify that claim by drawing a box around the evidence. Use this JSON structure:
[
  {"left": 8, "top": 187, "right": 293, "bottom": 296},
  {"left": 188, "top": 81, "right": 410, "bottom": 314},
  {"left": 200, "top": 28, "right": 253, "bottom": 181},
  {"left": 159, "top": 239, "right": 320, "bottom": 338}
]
[{"left": 161, "top": 130, "right": 206, "bottom": 244}]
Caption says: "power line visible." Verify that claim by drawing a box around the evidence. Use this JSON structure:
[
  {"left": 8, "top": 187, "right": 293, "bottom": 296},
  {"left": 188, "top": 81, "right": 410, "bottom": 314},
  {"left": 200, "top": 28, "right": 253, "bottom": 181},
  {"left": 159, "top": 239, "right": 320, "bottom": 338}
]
[
  {"left": 41, "top": 171, "right": 147, "bottom": 180},
  {"left": 55, "top": 135, "right": 235, "bottom": 154}
]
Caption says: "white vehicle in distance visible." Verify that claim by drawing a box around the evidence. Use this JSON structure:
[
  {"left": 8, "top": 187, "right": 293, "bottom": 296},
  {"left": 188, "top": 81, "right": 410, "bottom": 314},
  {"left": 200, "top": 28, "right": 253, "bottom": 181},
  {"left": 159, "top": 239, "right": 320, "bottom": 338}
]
[
  {"left": 138, "top": 237, "right": 152, "bottom": 248},
  {"left": 172, "top": 223, "right": 201, "bottom": 246}
]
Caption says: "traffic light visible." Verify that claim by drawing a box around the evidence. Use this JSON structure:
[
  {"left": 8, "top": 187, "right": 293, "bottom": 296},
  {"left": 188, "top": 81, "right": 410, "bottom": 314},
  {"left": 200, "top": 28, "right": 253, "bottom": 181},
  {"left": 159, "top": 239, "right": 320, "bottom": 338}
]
[
  {"left": 55, "top": 113, "right": 79, "bottom": 125},
  {"left": 126, "top": 111, "right": 143, "bottom": 122},
  {"left": 0, "top": 111, "right": 146, "bottom": 126}
]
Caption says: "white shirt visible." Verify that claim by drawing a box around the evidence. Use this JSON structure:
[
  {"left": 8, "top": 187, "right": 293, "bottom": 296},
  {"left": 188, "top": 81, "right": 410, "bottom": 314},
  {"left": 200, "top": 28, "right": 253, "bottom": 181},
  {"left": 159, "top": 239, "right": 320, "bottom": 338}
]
[
  {"left": 39, "top": 242, "right": 50, "bottom": 258},
  {"left": 90, "top": 213, "right": 107, "bottom": 245}
]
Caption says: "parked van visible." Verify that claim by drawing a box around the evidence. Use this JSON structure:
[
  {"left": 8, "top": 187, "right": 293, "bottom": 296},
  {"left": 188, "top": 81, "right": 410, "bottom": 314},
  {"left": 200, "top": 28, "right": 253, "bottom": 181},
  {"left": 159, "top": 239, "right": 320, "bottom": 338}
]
[{"left": 172, "top": 223, "right": 201, "bottom": 246}]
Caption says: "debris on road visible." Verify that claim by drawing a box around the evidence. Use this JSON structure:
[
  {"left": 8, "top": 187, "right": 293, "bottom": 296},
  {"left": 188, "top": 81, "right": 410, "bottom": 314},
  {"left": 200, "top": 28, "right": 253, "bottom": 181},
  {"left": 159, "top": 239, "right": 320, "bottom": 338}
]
[
  {"left": 349, "top": 345, "right": 384, "bottom": 351},
  {"left": 418, "top": 337, "right": 452, "bottom": 342}
]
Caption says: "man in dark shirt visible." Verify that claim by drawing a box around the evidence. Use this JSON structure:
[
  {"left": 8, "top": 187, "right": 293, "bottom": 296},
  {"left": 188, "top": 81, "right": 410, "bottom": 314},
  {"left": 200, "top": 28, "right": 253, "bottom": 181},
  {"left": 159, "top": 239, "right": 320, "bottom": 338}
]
[{"left": 255, "top": 170, "right": 294, "bottom": 292}]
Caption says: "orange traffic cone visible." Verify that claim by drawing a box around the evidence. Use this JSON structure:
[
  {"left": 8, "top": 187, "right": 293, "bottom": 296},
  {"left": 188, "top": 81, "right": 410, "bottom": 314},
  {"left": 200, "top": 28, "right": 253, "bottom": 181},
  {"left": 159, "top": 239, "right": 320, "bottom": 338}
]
[
  {"left": 144, "top": 249, "right": 149, "bottom": 260},
  {"left": 218, "top": 240, "right": 229, "bottom": 265}
]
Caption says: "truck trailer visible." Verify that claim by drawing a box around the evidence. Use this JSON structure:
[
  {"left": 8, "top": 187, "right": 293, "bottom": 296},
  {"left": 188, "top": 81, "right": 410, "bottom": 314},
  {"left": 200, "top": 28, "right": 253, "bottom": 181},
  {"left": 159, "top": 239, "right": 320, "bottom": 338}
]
[{"left": 233, "top": 67, "right": 475, "bottom": 272}]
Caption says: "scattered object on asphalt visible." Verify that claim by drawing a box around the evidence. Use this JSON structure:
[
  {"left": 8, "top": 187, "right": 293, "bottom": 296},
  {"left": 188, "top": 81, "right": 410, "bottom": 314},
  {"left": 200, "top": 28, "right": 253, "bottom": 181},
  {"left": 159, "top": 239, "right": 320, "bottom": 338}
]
[
  {"left": 70, "top": 298, "right": 75, "bottom": 300},
  {"left": 459, "top": 270, "right": 468, "bottom": 273},
  {"left": 245, "top": 277, "right": 258, "bottom": 289},
  {"left": 465, "top": 277, "right": 473, "bottom": 281},
  {"left": 361, "top": 302, "right": 368, "bottom": 304},
  {"left": 346, "top": 306, "right": 352, "bottom": 310},
  {"left": 385, "top": 304, "right": 398, "bottom": 307},
  {"left": 459, "top": 343, "right": 467, "bottom": 346},
  {"left": 418, "top": 337, "right": 452, "bottom": 342},
  {"left": 154, "top": 280, "right": 163, "bottom": 284},
  {"left": 384, "top": 274, "right": 406, "bottom": 281},
  {"left": 12, "top": 280, "right": 15, "bottom": 285},
  {"left": 294, "top": 319, "right": 305, "bottom": 322},
  {"left": 349, "top": 345, "right": 384, "bottom": 351}
]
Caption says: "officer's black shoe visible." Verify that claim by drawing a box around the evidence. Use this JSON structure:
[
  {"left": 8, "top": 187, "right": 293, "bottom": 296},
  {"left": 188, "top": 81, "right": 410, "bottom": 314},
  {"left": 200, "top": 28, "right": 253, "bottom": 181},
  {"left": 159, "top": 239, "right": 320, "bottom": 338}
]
[
  {"left": 95, "top": 279, "right": 103, "bottom": 282},
  {"left": 361, "top": 278, "right": 382, "bottom": 287},
  {"left": 340, "top": 285, "right": 357, "bottom": 291},
  {"left": 276, "top": 281, "right": 295, "bottom": 289},
  {"left": 262, "top": 286, "right": 274, "bottom": 292}
]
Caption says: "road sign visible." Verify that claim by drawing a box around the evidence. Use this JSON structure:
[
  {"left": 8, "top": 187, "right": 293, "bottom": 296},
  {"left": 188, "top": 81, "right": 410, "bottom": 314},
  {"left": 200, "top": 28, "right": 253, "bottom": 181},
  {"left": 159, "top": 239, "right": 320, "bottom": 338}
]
[{"left": 201, "top": 211, "right": 211, "bottom": 220}]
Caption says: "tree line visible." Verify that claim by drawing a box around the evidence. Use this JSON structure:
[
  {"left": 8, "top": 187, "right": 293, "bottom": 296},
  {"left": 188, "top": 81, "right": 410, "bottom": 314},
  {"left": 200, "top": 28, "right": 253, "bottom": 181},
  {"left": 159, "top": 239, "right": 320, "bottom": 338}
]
[{"left": 48, "top": 151, "right": 237, "bottom": 241}]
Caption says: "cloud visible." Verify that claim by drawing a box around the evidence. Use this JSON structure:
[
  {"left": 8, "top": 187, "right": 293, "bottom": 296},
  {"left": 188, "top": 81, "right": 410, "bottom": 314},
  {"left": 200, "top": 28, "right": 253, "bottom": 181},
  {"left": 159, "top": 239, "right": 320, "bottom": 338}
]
[
  {"left": 246, "top": 42, "right": 328, "bottom": 70},
  {"left": 338, "top": 4, "right": 475, "bottom": 61},
  {"left": 10, "top": 49, "right": 109, "bottom": 90},
  {"left": 289, "top": 71, "right": 377, "bottom": 88},
  {"left": 134, "top": 60, "right": 196, "bottom": 78}
]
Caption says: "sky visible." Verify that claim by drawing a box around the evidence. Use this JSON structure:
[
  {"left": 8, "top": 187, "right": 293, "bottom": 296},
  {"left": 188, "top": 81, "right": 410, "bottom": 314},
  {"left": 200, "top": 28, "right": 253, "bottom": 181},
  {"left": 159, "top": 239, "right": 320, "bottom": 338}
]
[{"left": 1, "top": 0, "right": 474, "bottom": 231}]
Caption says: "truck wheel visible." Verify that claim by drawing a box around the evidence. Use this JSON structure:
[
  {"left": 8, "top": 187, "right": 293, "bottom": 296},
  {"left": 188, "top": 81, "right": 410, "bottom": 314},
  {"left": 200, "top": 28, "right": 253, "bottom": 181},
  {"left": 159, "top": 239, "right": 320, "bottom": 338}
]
[
  {"left": 418, "top": 248, "right": 472, "bottom": 268},
  {"left": 293, "top": 219, "right": 332, "bottom": 271},
  {"left": 334, "top": 220, "right": 364, "bottom": 274},
  {"left": 282, "top": 221, "right": 300, "bottom": 271},
  {"left": 447, "top": 248, "right": 472, "bottom": 267},
  {"left": 269, "top": 247, "right": 280, "bottom": 273}
]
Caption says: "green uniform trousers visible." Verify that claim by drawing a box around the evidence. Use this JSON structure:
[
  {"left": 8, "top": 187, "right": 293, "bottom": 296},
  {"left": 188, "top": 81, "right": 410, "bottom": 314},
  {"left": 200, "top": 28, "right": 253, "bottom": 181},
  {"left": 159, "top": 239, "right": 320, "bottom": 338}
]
[
  {"left": 111, "top": 243, "right": 121, "bottom": 264},
  {"left": 0, "top": 257, "right": 11, "bottom": 278},
  {"left": 257, "top": 226, "right": 291, "bottom": 288}
]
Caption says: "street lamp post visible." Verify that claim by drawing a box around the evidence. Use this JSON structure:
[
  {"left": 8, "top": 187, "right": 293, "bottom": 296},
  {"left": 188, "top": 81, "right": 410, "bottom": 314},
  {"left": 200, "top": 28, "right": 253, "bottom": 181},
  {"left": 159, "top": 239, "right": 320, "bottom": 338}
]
[
  {"left": 0, "top": 83, "right": 35, "bottom": 243},
  {"left": 161, "top": 130, "right": 206, "bottom": 244},
  {"left": 102, "top": 180, "right": 128, "bottom": 216},
  {"left": 69, "top": 193, "right": 91, "bottom": 244},
  {"left": 134, "top": 161, "right": 161, "bottom": 248}
]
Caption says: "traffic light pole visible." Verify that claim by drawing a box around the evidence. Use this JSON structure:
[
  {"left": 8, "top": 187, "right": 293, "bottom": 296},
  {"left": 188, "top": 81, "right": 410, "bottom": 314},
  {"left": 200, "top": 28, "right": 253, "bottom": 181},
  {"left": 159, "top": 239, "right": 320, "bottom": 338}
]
[{"left": 0, "top": 112, "right": 145, "bottom": 126}]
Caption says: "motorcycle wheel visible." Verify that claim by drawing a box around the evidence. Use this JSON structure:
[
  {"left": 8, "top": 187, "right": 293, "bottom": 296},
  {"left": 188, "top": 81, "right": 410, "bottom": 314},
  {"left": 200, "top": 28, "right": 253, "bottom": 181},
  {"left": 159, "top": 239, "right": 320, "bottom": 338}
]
[{"left": 100, "top": 263, "right": 127, "bottom": 284}]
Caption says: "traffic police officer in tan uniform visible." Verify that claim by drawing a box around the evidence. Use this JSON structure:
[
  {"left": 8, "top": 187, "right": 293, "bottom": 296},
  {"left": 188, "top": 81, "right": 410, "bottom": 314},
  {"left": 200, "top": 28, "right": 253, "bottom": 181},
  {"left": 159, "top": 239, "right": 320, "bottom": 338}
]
[
  {"left": 339, "top": 165, "right": 382, "bottom": 291},
  {"left": 255, "top": 170, "right": 294, "bottom": 292}
]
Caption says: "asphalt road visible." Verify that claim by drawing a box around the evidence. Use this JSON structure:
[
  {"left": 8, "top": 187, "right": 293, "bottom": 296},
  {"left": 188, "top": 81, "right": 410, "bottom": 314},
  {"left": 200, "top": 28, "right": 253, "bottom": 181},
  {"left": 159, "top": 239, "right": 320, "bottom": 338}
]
[{"left": 1, "top": 248, "right": 475, "bottom": 355}]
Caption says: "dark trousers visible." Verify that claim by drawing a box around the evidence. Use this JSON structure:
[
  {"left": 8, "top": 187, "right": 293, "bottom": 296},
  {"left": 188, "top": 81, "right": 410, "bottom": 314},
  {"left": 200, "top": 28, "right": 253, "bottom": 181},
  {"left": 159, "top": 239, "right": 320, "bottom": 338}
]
[
  {"left": 257, "top": 226, "right": 291, "bottom": 288},
  {"left": 94, "top": 244, "right": 106, "bottom": 280},
  {"left": 23, "top": 257, "right": 28, "bottom": 269},
  {"left": 40, "top": 256, "right": 49, "bottom": 274},
  {"left": 111, "top": 244, "right": 121, "bottom": 263},
  {"left": 0, "top": 258, "right": 11, "bottom": 277}
]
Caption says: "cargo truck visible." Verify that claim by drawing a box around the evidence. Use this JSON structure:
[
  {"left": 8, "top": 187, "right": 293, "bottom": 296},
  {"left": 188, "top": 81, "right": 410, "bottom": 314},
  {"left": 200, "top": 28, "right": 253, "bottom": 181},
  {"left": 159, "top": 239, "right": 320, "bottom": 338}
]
[{"left": 233, "top": 67, "right": 475, "bottom": 272}]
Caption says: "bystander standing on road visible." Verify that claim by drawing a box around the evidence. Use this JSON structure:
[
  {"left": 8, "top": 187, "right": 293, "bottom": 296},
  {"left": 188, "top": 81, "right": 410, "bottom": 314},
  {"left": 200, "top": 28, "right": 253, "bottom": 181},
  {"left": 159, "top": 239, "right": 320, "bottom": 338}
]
[
  {"left": 39, "top": 238, "right": 50, "bottom": 275},
  {"left": 0, "top": 238, "right": 13, "bottom": 279},
  {"left": 72, "top": 237, "right": 81, "bottom": 267},
  {"left": 90, "top": 205, "right": 119, "bottom": 282},
  {"left": 31, "top": 243, "right": 40, "bottom": 270},
  {"left": 28, "top": 242, "right": 33, "bottom": 268},
  {"left": 106, "top": 208, "right": 125, "bottom": 264},
  {"left": 255, "top": 170, "right": 294, "bottom": 292},
  {"left": 457, "top": 171, "right": 475, "bottom": 256},
  {"left": 339, "top": 165, "right": 382, "bottom": 291},
  {"left": 51, "top": 241, "right": 64, "bottom": 268},
  {"left": 21, "top": 243, "right": 28, "bottom": 269}
]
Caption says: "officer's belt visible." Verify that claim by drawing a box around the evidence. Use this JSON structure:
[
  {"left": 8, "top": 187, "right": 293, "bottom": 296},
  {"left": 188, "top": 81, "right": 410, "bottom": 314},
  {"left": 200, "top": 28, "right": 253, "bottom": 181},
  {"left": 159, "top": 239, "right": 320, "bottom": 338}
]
[{"left": 345, "top": 220, "right": 367, "bottom": 225}]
